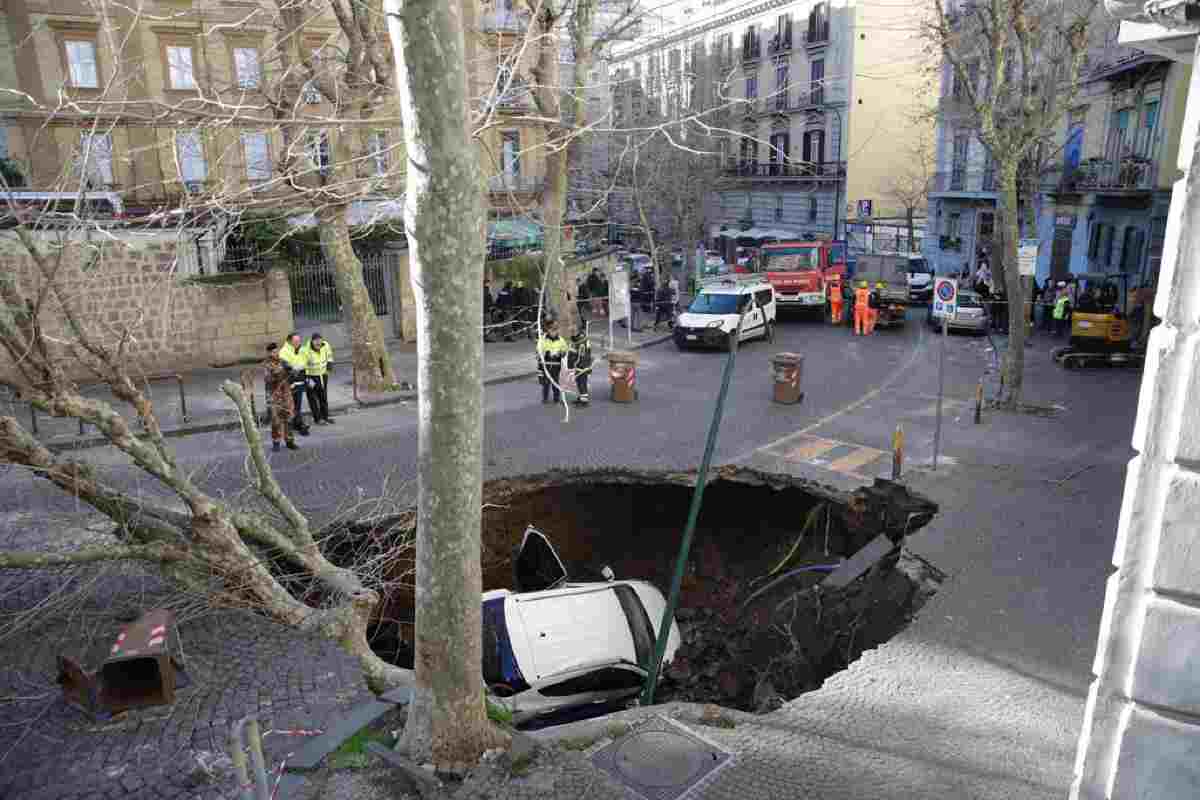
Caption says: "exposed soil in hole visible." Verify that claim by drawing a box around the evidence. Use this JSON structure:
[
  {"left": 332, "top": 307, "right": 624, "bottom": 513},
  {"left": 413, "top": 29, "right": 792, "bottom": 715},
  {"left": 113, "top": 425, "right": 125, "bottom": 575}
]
[{"left": 325, "top": 466, "right": 942, "bottom": 713}]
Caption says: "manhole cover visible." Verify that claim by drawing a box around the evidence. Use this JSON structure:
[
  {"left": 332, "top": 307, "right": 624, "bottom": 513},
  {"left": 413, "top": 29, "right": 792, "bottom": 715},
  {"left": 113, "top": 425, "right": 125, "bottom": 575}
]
[{"left": 591, "top": 716, "right": 732, "bottom": 800}]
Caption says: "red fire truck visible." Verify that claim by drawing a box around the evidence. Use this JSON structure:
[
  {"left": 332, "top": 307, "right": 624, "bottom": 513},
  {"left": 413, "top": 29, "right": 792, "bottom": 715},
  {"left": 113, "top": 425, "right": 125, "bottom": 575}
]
[{"left": 757, "top": 240, "right": 851, "bottom": 315}]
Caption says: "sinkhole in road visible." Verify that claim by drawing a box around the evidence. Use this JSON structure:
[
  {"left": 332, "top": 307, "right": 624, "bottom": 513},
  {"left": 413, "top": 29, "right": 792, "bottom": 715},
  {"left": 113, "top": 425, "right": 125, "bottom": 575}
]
[{"left": 347, "top": 466, "right": 943, "bottom": 714}]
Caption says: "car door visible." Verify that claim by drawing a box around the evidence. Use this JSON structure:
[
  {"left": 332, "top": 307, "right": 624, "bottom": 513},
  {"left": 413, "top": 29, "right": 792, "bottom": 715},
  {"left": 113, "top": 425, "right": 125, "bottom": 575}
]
[
  {"left": 740, "top": 293, "right": 762, "bottom": 341},
  {"left": 514, "top": 525, "right": 569, "bottom": 593},
  {"left": 527, "top": 664, "right": 648, "bottom": 720}
]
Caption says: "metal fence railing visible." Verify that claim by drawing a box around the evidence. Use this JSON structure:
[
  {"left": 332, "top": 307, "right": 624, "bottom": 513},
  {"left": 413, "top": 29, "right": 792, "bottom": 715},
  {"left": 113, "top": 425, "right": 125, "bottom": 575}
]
[{"left": 286, "top": 250, "right": 391, "bottom": 324}]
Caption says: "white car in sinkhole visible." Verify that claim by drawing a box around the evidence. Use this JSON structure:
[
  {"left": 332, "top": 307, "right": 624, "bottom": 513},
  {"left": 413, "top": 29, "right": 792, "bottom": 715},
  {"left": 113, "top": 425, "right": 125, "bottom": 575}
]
[{"left": 482, "top": 527, "right": 682, "bottom": 725}]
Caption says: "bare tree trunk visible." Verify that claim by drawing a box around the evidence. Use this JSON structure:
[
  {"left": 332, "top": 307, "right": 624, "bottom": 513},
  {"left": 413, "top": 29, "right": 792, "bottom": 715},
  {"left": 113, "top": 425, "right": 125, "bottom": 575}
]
[
  {"left": 999, "top": 161, "right": 1025, "bottom": 407},
  {"left": 632, "top": 151, "right": 660, "bottom": 283},
  {"left": 542, "top": 147, "right": 575, "bottom": 328},
  {"left": 530, "top": 0, "right": 595, "bottom": 332},
  {"left": 907, "top": 208, "right": 915, "bottom": 252},
  {"left": 317, "top": 207, "right": 397, "bottom": 392},
  {"left": 386, "top": 0, "right": 506, "bottom": 769}
]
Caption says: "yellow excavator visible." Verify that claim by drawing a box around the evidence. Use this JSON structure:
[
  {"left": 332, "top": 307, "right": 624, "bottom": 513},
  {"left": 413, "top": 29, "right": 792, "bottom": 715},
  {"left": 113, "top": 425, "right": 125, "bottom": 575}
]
[{"left": 1051, "top": 272, "right": 1145, "bottom": 369}]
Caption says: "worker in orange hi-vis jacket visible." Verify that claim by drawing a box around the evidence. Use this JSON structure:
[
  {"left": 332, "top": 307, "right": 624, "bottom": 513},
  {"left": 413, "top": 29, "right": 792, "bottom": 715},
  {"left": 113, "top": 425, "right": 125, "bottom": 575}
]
[
  {"left": 828, "top": 275, "right": 844, "bottom": 325},
  {"left": 853, "top": 281, "right": 871, "bottom": 335},
  {"left": 866, "top": 281, "right": 885, "bottom": 334}
]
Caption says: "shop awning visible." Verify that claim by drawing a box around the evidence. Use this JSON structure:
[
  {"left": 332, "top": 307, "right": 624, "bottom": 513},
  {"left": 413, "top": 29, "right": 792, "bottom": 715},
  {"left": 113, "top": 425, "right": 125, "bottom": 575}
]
[{"left": 488, "top": 218, "right": 543, "bottom": 246}]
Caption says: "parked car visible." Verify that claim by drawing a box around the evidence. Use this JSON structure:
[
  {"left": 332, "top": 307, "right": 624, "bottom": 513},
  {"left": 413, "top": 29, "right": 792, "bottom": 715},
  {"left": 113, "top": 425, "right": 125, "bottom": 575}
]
[
  {"left": 905, "top": 256, "right": 934, "bottom": 301},
  {"left": 928, "top": 289, "right": 989, "bottom": 333},
  {"left": 482, "top": 528, "right": 681, "bottom": 726},
  {"left": 620, "top": 253, "right": 653, "bottom": 274}
]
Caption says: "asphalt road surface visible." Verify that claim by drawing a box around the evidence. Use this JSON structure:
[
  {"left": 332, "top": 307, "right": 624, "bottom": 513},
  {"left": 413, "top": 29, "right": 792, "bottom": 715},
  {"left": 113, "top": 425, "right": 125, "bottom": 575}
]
[{"left": 0, "top": 311, "right": 934, "bottom": 519}]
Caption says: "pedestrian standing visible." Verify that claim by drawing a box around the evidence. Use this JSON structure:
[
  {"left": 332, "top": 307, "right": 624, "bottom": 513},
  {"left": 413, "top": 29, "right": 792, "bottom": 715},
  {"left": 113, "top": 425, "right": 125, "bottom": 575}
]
[
  {"left": 587, "top": 269, "right": 605, "bottom": 317},
  {"left": 280, "top": 333, "right": 312, "bottom": 436},
  {"left": 568, "top": 327, "right": 593, "bottom": 406},
  {"left": 576, "top": 276, "right": 591, "bottom": 322},
  {"left": 654, "top": 282, "right": 674, "bottom": 329},
  {"left": 263, "top": 344, "right": 298, "bottom": 452},
  {"left": 536, "top": 319, "right": 568, "bottom": 404},
  {"left": 303, "top": 333, "right": 335, "bottom": 425}
]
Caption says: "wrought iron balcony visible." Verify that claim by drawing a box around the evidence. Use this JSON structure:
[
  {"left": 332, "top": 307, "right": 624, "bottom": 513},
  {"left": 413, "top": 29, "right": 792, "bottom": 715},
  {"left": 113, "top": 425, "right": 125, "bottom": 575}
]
[
  {"left": 804, "top": 25, "right": 830, "bottom": 46},
  {"left": 721, "top": 160, "right": 846, "bottom": 182},
  {"left": 929, "top": 168, "right": 997, "bottom": 194},
  {"left": 768, "top": 31, "right": 793, "bottom": 55},
  {"left": 480, "top": 10, "right": 529, "bottom": 33},
  {"left": 488, "top": 173, "right": 544, "bottom": 193},
  {"left": 1045, "top": 157, "right": 1157, "bottom": 193}
]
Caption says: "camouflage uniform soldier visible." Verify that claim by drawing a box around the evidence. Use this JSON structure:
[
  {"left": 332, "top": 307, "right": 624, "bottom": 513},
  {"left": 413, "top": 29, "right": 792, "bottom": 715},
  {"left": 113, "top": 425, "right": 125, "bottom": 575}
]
[{"left": 264, "top": 343, "right": 298, "bottom": 452}]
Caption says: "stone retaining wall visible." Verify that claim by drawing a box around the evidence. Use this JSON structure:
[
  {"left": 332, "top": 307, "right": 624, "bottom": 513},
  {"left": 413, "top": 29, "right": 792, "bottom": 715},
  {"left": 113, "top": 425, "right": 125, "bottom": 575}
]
[{"left": 0, "top": 232, "right": 292, "bottom": 383}]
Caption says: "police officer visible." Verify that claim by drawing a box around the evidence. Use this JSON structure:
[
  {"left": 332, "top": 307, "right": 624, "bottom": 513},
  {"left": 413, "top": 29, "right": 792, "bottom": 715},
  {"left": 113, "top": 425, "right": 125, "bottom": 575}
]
[
  {"left": 568, "top": 327, "right": 593, "bottom": 406},
  {"left": 302, "top": 333, "right": 335, "bottom": 425},
  {"left": 263, "top": 344, "right": 298, "bottom": 452},
  {"left": 280, "top": 332, "right": 312, "bottom": 435},
  {"left": 536, "top": 319, "right": 568, "bottom": 404}
]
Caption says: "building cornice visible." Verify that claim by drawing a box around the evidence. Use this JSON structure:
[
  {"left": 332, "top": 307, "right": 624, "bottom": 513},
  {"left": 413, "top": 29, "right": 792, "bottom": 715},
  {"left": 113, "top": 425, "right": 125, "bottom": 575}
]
[{"left": 610, "top": 0, "right": 798, "bottom": 63}]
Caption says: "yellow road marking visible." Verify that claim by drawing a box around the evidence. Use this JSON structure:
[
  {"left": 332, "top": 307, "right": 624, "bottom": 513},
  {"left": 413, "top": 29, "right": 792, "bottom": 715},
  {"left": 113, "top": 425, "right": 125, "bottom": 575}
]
[
  {"left": 731, "top": 320, "right": 928, "bottom": 464},
  {"left": 784, "top": 436, "right": 840, "bottom": 461},
  {"left": 829, "top": 447, "right": 886, "bottom": 475}
]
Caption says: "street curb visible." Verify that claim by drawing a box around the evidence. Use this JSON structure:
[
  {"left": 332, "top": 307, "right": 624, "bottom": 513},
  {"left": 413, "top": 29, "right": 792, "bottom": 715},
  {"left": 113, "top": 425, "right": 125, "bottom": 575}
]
[{"left": 42, "top": 333, "right": 674, "bottom": 452}]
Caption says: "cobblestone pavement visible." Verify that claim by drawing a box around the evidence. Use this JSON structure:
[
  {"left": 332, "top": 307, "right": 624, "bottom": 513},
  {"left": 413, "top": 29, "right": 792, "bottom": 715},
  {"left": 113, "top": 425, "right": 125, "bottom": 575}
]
[{"left": 0, "top": 512, "right": 372, "bottom": 800}]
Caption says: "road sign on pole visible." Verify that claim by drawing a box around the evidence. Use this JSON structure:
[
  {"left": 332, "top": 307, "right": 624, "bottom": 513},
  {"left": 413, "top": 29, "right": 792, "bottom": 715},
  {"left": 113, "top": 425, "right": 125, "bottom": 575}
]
[{"left": 933, "top": 277, "right": 958, "bottom": 318}]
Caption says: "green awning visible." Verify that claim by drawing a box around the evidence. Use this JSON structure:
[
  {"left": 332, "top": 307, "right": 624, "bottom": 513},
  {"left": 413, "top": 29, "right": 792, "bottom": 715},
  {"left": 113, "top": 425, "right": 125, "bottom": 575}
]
[{"left": 488, "top": 218, "right": 543, "bottom": 246}]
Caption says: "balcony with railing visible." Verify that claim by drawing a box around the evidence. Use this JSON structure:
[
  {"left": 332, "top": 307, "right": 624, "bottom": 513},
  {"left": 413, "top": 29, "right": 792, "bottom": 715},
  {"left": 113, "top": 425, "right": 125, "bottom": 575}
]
[
  {"left": 732, "top": 86, "right": 844, "bottom": 117},
  {"left": 768, "top": 29, "right": 793, "bottom": 55},
  {"left": 804, "top": 24, "right": 830, "bottom": 47},
  {"left": 488, "top": 77, "right": 534, "bottom": 113},
  {"left": 487, "top": 172, "right": 545, "bottom": 193},
  {"left": 721, "top": 160, "right": 846, "bottom": 182},
  {"left": 929, "top": 167, "right": 997, "bottom": 195},
  {"left": 1043, "top": 157, "right": 1158, "bottom": 194},
  {"left": 479, "top": 10, "right": 529, "bottom": 34}
]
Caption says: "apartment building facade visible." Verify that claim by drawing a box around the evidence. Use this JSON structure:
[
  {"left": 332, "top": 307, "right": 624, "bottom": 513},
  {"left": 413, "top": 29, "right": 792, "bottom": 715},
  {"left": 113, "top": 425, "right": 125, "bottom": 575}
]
[
  {"left": 924, "top": 18, "right": 1188, "bottom": 287},
  {"left": 0, "top": 0, "right": 566, "bottom": 235},
  {"left": 922, "top": 57, "right": 1001, "bottom": 278},
  {"left": 1035, "top": 50, "right": 1188, "bottom": 287},
  {"left": 605, "top": 0, "right": 931, "bottom": 242},
  {"left": 0, "top": 0, "right": 408, "bottom": 218}
]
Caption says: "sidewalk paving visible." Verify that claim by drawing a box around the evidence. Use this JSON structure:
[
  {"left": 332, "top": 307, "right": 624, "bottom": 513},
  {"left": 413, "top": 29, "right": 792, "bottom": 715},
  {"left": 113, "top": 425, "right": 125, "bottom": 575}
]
[{"left": 13, "top": 318, "right": 673, "bottom": 449}]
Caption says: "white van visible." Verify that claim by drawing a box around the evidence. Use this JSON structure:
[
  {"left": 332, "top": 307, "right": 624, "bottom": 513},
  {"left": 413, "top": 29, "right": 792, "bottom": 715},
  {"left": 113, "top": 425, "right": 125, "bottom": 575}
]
[{"left": 673, "top": 276, "right": 777, "bottom": 350}]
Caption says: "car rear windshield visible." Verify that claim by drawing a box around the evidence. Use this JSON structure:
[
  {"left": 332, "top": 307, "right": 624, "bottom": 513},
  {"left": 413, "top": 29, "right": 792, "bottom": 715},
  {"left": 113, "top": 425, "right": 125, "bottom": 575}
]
[
  {"left": 612, "top": 585, "right": 655, "bottom": 669},
  {"left": 688, "top": 293, "right": 739, "bottom": 315},
  {"left": 482, "top": 597, "right": 529, "bottom": 694},
  {"left": 957, "top": 294, "right": 982, "bottom": 308}
]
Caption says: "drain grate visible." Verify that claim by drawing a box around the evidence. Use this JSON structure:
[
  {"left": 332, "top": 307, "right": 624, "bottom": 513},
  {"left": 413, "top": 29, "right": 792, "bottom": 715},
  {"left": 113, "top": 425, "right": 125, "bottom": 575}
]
[{"left": 590, "top": 716, "right": 733, "bottom": 800}]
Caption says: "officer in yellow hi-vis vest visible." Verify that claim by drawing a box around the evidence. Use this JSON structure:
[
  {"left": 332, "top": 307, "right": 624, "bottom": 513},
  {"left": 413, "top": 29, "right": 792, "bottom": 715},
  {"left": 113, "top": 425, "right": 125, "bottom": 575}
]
[
  {"left": 536, "top": 319, "right": 569, "bottom": 404},
  {"left": 301, "top": 332, "right": 335, "bottom": 425}
]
